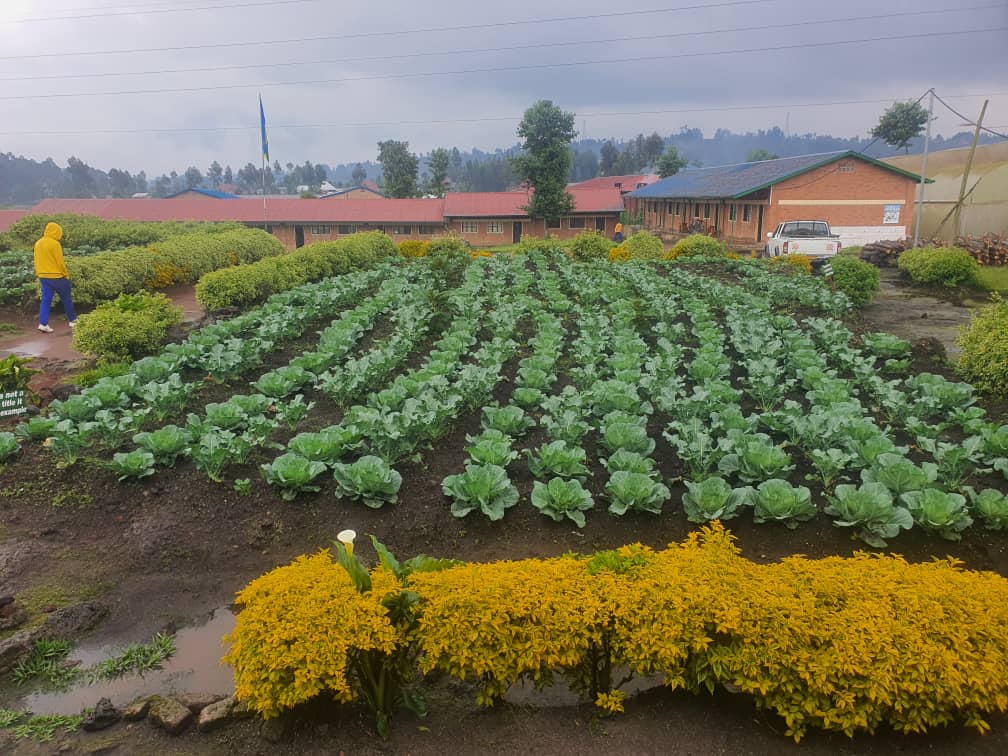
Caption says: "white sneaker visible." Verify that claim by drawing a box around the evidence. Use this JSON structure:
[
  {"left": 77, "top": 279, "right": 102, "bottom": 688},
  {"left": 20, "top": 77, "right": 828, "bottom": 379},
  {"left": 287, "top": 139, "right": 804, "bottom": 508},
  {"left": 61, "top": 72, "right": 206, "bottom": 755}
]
[
  {"left": 68, "top": 320, "right": 76, "bottom": 329},
  {"left": 38, "top": 324, "right": 53, "bottom": 333}
]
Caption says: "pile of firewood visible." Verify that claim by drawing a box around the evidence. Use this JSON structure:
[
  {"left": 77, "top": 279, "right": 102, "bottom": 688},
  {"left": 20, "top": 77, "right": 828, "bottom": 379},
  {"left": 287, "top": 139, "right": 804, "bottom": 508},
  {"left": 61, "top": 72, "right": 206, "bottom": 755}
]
[
  {"left": 859, "top": 234, "right": 1008, "bottom": 267},
  {"left": 956, "top": 233, "right": 1008, "bottom": 265},
  {"left": 859, "top": 240, "right": 908, "bottom": 267}
]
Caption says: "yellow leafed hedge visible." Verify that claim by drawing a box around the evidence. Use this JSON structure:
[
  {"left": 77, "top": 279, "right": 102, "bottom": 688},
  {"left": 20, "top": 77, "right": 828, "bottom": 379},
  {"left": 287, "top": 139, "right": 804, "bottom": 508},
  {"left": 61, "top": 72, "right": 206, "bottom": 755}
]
[{"left": 225, "top": 525, "right": 1008, "bottom": 741}]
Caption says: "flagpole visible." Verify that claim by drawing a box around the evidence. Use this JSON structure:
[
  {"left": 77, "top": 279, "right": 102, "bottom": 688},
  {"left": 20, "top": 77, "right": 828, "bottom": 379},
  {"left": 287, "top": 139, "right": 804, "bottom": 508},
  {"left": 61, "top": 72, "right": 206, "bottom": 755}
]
[{"left": 262, "top": 151, "right": 267, "bottom": 227}]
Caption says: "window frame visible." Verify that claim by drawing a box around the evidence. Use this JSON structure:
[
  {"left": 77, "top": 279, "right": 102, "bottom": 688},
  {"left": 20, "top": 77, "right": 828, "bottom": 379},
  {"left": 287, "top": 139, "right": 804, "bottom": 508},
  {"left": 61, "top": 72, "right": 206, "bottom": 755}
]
[
  {"left": 703, "top": 203, "right": 711, "bottom": 220},
  {"left": 309, "top": 224, "right": 331, "bottom": 235},
  {"left": 546, "top": 217, "right": 561, "bottom": 230},
  {"left": 729, "top": 204, "right": 737, "bottom": 222},
  {"left": 336, "top": 223, "right": 357, "bottom": 235},
  {"left": 568, "top": 216, "right": 586, "bottom": 229},
  {"left": 487, "top": 220, "right": 504, "bottom": 234},
  {"left": 461, "top": 220, "right": 479, "bottom": 234},
  {"left": 742, "top": 204, "right": 752, "bottom": 223}
]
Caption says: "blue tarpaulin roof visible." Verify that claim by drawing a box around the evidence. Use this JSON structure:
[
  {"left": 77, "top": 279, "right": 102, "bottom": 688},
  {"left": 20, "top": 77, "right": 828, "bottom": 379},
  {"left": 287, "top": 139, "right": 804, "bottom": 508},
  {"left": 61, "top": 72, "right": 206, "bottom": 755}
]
[
  {"left": 628, "top": 151, "right": 926, "bottom": 200},
  {"left": 166, "top": 187, "right": 238, "bottom": 199}
]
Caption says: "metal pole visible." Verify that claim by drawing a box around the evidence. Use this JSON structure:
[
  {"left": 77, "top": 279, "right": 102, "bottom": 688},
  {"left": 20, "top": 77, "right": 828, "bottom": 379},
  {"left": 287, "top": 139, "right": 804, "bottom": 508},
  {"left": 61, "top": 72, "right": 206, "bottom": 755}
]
[
  {"left": 953, "top": 99, "right": 988, "bottom": 239},
  {"left": 912, "top": 89, "right": 934, "bottom": 249},
  {"left": 261, "top": 154, "right": 267, "bottom": 228}
]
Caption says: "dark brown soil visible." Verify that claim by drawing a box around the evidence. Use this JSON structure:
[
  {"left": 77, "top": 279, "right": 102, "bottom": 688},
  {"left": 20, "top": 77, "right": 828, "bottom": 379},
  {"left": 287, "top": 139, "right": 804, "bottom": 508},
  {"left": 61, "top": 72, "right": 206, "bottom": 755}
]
[{"left": 1, "top": 266, "right": 1006, "bottom": 754}]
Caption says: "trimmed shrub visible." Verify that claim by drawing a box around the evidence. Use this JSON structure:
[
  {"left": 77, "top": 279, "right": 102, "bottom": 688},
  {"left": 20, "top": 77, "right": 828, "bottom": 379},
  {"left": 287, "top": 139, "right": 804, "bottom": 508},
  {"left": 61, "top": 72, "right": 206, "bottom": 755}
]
[
  {"left": 831, "top": 255, "right": 880, "bottom": 308},
  {"left": 69, "top": 228, "right": 283, "bottom": 305},
  {"left": 515, "top": 235, "right": 565, "bottom": 254},
  {"left": 195, "top": 232, "right": 394, "bottom": 311},
  {"left": 226, "top": 523, "right": 1008, "bottom": 740},
  {"left": 769, "top": 254, "right": 812, "bottom": 275},
  {"left": 426, "top": 236, "right": 468, "bottom": 258},
  {"left": 398, "top": 239, "right": 429, "bottom": 258},
  {"left": 957, "top": 294, "right": 1008, "bottom": 395},
  {"left": 668, "top": 234, "right": 727, "bottom": 259},
  {"left": 898, "top": 246, "right": 979, "bottom": 288},
  {"left": 72, "top": 291, "right": 182, "bottom": 362},
  {"left": 609, "top": 244, "right": 633, "bottom": 263},
  {"left": 5, "top": 214, "right": 240, "bottom": 250},
  {"left": 569, "top": 231, "right": 612, "bottom": 262},
  {"left": 622, "top": 231, "right": 664, "bottom": 260}
]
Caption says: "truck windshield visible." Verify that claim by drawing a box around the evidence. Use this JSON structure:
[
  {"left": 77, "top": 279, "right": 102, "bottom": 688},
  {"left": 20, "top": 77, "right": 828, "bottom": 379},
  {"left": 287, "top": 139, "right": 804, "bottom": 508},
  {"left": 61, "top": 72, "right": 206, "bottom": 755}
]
[{"left": 781, "top": 222, "right": 829, "bottom": 237}]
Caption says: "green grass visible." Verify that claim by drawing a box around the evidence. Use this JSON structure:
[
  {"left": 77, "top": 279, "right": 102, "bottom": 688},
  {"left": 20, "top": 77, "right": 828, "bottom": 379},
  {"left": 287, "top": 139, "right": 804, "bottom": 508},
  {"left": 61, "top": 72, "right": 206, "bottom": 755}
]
[
  {"left": 479, "top": 244, "right": 521, "bottom": 254},
  {"left": 69, "top": 361, "right": 129, "bottom": 387},
  {"left": 0, "top": 322, "right": 19, "bottom": 336},
  {"left": 10, "top": 639, "right": 75, "bottom": 687},
  {"left": 0, "top": 709, "right": 83, "bottom": 742},
  {"left": 838, "top": 246, "right": 863, "bottom": 257},
  {"left": 976, "top": 266, "right": 1008, "bottom": 292}
]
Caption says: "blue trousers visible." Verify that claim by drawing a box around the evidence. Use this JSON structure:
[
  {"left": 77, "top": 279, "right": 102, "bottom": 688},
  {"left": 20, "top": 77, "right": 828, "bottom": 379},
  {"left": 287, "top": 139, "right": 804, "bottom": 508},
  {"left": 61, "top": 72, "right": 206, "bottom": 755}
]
[{"left": 39, "top": 277, "right": 76, "bottom": 325}]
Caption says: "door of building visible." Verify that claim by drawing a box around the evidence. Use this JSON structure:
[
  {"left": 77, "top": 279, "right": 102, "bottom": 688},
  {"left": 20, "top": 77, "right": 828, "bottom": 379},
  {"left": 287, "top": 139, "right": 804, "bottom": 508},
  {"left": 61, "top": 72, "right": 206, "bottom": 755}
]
[
  {"left": 295, "top": 226, "right": 305, "bottom": 248},
  {"left": 595, "top": 217, "right": 606, "bottom": 232},
  {"left": 757, "top": 206, "right": 764, "bottom": 241},
  {"left": 513, "top": 222, "right": 523, "bottom": 244}
]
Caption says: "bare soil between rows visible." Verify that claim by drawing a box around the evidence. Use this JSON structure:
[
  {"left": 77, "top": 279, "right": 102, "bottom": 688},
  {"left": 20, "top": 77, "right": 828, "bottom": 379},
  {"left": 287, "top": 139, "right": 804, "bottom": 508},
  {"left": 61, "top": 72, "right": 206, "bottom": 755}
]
[{"left": 1, "top": 268, "right": 1007, "bottom": 754}]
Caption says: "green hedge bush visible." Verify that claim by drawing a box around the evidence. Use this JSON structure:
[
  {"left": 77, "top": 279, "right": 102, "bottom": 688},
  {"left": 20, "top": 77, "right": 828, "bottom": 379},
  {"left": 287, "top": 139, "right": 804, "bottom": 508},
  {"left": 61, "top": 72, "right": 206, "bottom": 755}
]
[
  {"left": 957, "top": 294, "right": 1008, "bottom": 395},
  {"left": 5, "top": 214, "right": 240, "bottom": 250},
  {"left": 569, "top": 231, "right": 612, "bottom": 262},
  {"left": 622, "top": 231, "right": 664, "bottom": 260},
  {"left": 831, "top": 256, "right": 880, "bottom": 308},
  {"left": 69, "top": 228, "right": 283, "bottom": 305},
  {"left": 515, "top": 235, "right": 565, "bottom": 254},
  {"left": 898, "top": 246, "right": 979, "bottom": 288},
  {"left": 669, "top": 234, "right": 727, "bottom": 258},
  {"left": 72, "top": 292, "right": 183, "bottom": 362},
  {"left": 195, "top": 231, "right": 395, "bottom": 311}
]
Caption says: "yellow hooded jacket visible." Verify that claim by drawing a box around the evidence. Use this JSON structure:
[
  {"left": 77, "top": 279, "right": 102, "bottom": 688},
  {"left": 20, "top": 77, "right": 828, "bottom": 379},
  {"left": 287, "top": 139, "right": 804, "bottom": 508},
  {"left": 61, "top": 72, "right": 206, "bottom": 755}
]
[{"left": 34, "top": 222, "right": 69, "bottom": 279}]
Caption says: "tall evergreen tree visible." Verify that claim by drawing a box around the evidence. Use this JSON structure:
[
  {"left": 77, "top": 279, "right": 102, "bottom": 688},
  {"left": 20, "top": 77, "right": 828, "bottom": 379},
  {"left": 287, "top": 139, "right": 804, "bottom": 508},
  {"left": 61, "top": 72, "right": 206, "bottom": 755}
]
[{"left": 510, "top": 100, "right": 577, "bottom": 220}]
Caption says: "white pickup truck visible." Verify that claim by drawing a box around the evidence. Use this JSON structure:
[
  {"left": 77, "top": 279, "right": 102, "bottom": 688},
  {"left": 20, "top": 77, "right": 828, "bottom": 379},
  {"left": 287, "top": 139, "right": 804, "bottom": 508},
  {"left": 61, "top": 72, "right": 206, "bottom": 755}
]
[{"left": 765, "top": 221, "right": 842, "bottom": 265}]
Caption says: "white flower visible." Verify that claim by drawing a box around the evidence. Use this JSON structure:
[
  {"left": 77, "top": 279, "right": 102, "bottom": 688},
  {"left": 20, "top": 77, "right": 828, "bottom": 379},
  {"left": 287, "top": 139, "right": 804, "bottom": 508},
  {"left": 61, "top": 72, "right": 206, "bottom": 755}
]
[{"left": 337, "top": 529, "right": 356, "bottom": 558}]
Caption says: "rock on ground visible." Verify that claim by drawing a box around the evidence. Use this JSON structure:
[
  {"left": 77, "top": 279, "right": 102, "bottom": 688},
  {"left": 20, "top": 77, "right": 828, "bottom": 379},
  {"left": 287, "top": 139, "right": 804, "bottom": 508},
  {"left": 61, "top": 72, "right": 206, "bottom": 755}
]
[
  {"left": 148, "top": 697, "right": 194, "bottom": 736},
  {"left": 81, "top": 697, "right": 120, "bottom": 732}
]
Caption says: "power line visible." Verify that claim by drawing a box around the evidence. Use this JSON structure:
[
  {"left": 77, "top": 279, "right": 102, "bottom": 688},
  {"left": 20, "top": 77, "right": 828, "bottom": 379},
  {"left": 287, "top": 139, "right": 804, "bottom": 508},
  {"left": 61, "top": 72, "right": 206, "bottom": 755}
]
[
  {"left": 0, "top": 0, "right": 776, "bottom": 59},
  {"left": 1, "top": 27, "right": 1002, "bottom": 102},
  {"left": 3, "top": 5, "right": 998, "bottom": 83},
  {"left": 3, "top": 92, "right": 1002, "bottom": 137},
  {"left": 932, "top": 90, "right": 1008, "bottom": 140},
  {"left": 3, "top": 0, "right": 323, "bottom": 25}
]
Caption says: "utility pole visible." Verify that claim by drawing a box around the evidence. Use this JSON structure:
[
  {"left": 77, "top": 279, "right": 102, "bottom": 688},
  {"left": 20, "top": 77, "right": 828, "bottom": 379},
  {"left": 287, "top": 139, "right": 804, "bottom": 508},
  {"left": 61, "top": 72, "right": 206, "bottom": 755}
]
[
  {"left": 912, "top": 89, "right": 934, "bottom": 249},
  {"left": 953, "top": 99, "right": 988, "bottom": 239}
]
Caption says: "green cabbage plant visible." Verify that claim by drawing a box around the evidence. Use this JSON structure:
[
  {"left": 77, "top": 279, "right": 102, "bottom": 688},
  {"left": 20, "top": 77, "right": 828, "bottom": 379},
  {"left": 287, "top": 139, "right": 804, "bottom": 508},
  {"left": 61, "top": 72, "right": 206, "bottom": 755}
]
[
  {"left": 606, "top": 471, "right": 670, "bottom": 516},
  {"left": 719, "top": 438, "right": 794, "bottom": 483},
  {"left": 480, "top": 405, "right": 534, "bottom": 438},
  {"left": 600, "top": 421, "right": 655, "bottom": 456},
  {"left": 0, "top": 431, "right": 21, "bottom": 461},
  {"left": 465, "top": 430, "right": 518, "bottom": 467},
  {"left": 260, "top": 453, "right": 327, "bottom": 500},
  {"left": 824, "top": 482, "right": 913, "bottom": 547},
  {"left": 900, "top": 489, "right": 973, "bottom": 541},
  {"left": 530, "top": 478, "right": 595, "bottom": 528},
  {"left": 601, "top": 449, "right": 657, "bottom": 475},
  {"left": 133, "top": 425, "right": 191, "bottom": 466},
  {"left": 110, "top": 450, "right": 156, "bottom": 482},
  {"left": 15, "top": 417, "right": 58, "bottom": 441},
  {"left": 288, "top": 428, "right": 359, "bottom": 466},
  {"left": 861, "top": 453, "right": 938, "bottom": 495},
  {"left": 967, "top": 488, "right": 1008, "bottom": 530},
  {"left": 442, "top": 464, "right": 520, "bottom": 521},
  {"left": 525, "top": 440, "right": 589, "bottom": 480},
  {"left": 682, "top": 477, "right": 748, "bottom": 523},
  {"left": 742, "top": 479, "right": 816, "bottom": 528},
  {"left": 333, "top": 455, "right": 403, "bottom": 509}
]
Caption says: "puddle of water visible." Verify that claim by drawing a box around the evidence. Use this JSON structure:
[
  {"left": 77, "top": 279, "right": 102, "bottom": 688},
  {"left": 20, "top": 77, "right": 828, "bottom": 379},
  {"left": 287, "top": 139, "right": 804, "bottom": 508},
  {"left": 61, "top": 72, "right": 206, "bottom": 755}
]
[{"left": 18, "top": 607, "right": 236, "bottom": 716}]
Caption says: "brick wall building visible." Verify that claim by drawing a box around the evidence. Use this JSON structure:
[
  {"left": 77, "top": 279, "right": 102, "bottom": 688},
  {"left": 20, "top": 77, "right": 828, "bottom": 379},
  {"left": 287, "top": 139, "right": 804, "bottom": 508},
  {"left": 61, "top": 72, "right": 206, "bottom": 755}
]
[{"left": 626, "top": 151, "right": 924, "bottom": 249}]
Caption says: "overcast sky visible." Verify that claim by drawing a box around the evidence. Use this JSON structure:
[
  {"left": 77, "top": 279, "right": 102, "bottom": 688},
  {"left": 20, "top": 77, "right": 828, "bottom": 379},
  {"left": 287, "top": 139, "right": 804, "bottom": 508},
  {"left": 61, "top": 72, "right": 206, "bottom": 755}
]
[{"left": 0, "top": 0, "right": 1005, "bottom": 175}]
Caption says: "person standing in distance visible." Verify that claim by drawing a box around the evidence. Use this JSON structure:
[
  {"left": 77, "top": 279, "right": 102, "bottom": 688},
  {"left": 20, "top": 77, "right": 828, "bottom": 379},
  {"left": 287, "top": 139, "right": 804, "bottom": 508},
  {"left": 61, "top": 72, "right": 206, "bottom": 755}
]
[{"left": 34, "top": 222, "right": 76, "bottom": 333}]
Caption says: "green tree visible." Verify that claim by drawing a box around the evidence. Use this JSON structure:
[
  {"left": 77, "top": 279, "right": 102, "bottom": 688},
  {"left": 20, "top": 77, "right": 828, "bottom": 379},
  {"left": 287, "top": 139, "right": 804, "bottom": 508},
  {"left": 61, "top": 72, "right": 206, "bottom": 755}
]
[
  {"left": 207, "top": 161, "right": 224, "bottom": 187},
  {"left": 107, "top": 168, "right": 134, "bottom": 197},
  {"left": 656, "top": 146, "right": 688, "bottom": 178},
  {"left": 377, "top": 140, "right": 419, "bottom": 198},
  {"left": 510, "top": 100, "right": 577, "bottom": 220},
  {"left": 642, "top": 132, "right": 666, "bottom": 168},
  {"left": 746, "top": 148, "right": 779, "bottom": 162},
  {"left": 223, "top": 165, "right": 234, "bottom": 184},
  {"left": 600, "top": 141, "right": 619, "bottom": 175},
  {"left": 65, "top": 156, "right": 97, "bottom": 197},
  {"left": 425, "top": 147, "right": 451, "bottom": 197},
  {"left": 184, "top": 166, "right": 203, "bottom": 189},
  {"left": 351, "top": 163, "right": 367, "bottom": 185},
  {"left": 871, "top": 100, "right": 929, "bottom": 154}
]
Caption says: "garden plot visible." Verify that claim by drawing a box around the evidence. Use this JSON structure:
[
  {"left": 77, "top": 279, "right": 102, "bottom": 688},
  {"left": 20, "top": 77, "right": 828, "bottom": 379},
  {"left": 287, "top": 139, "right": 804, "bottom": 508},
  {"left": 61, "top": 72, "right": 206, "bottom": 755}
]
[{"left": 7, "top": 252, "right": 1007, "bottom": 547}]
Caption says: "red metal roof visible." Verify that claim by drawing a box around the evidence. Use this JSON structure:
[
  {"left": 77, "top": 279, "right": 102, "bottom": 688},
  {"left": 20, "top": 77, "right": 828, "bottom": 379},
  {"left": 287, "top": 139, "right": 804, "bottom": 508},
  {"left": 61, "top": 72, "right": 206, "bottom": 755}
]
[
  {"left": 443, "top": 187, "right": 624, "bottom": 217},
  {"left": 29, "top": 197, "right": 446, "bottom": 223},
  {"left": 568, "top": 174, "right": 659, "bottom": 191},
  {"left": 0, "top": 210, "right": 28, "bottom": 232}
]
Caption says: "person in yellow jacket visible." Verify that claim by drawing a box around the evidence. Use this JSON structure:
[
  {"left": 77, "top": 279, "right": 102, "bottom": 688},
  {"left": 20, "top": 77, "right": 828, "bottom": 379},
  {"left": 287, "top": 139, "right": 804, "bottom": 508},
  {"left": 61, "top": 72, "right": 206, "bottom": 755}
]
[
  {"left": 34, "top": 222, "right": 76, "bottom": 333},
  {"left": 613, "top": 221, "right": 624, "bottom": 243}
]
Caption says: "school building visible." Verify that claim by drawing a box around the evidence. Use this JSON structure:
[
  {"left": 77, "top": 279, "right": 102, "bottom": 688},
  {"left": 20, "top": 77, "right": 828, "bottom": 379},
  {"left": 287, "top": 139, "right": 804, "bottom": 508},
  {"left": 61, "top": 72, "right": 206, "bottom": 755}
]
[{"left": 624, "top": 151, "right": 925, "bottom": 249}]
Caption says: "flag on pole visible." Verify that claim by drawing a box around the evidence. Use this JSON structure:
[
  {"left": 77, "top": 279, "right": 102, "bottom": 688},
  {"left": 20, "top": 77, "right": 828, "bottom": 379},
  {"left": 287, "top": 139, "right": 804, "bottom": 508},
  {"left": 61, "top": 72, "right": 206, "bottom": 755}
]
[{"left": 259, "top": 94, "right": 269, "bottom": 162}]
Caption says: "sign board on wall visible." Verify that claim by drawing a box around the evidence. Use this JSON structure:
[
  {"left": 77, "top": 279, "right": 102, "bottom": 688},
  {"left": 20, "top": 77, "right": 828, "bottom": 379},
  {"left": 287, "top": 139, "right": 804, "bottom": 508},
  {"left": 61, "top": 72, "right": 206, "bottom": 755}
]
[{"left": 883, "top": 205, "right": 901, "bottom": 224}]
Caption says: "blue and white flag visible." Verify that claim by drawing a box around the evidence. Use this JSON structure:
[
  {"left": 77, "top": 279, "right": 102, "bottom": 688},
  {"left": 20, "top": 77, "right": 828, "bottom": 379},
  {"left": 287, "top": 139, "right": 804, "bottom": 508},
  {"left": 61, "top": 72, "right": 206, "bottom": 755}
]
[{"left": 259, "top": 94, "right": 269, "bottom": 162}]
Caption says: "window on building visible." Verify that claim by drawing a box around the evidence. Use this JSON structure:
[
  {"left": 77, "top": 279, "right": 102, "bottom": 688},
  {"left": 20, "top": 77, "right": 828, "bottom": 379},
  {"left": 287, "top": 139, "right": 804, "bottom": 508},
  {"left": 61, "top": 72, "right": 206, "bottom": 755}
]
[
  {"left": 390, "top": 224, "right": 412, "bottom": 235},
  {"left": 337, "top": 224, "right": 357, "bottom": 235},
  {"left": 742, "top": 205, "right": 752, "bottom": 223},
  {"left": 546, "top": 217, "right": 561, "bottom": 230},
  {"left": 703, "top": 203, "right": 711, "bottom": 219},
  {"left": 568, "top": 216, "right": 586, "bottom": 229},
  {"left": 694, "top": 203, "right": 702, "bottom": 217},
  {"left": 487, "top": 221, "right": 504, "bottom": 234},
  {"left": 310, "top": 224, "right": 331, "bottom": 235},
  {"left": 461, "top": 221, "right": 478, "bottom": 233},
  {"left": 729, "top": 204, "right": 737, "bottom": 222},
  {"left": 838, "top": 160, "right": 855, "bottom": 173},
  {"left": 418, "top": 225, "right": 438, "bottom": 235},
  {"left": 674, "top": 203, "right": 680, "bottom": 216}
]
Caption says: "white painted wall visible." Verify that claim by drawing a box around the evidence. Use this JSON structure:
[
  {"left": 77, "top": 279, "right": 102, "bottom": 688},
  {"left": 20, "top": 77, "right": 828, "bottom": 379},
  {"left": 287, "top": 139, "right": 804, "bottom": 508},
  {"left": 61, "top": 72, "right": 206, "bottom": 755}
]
[{"left": 832, "top": 226, "right": 906, "bottom": 247}]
